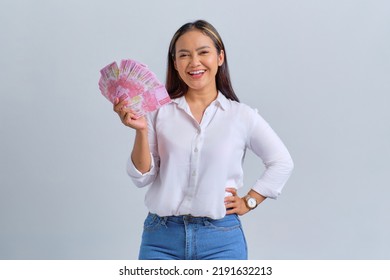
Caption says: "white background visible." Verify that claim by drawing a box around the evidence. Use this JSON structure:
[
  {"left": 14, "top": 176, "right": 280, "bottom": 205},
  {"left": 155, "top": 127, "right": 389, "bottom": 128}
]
[{"left": 0, "top": 0, "right": 389, "bottom": 259}]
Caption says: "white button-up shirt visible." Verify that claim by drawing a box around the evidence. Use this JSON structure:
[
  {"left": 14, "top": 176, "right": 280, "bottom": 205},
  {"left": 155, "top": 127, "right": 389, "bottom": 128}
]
[{"left": 127, "top": 92, "right": 294, "bottom": 219}]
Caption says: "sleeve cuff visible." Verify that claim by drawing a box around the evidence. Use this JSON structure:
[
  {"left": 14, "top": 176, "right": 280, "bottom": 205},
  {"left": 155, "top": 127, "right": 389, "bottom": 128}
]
[
  {"left": 252, "top": 183, "right": 281, "bottom": 200},
  {"left": 126, "top": 153, "right": 156, "bottom": 178}
]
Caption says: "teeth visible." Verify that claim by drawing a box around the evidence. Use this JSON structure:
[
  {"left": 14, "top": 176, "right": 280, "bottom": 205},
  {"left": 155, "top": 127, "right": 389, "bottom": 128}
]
[{"left": 190, "top": 70, "right": 205, "bottom": 75}]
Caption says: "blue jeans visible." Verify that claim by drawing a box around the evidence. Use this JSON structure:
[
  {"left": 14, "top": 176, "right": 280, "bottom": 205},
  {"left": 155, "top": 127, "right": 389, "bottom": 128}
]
[{"left": 138, "top": 213, "right": 248, "bottom": 260}]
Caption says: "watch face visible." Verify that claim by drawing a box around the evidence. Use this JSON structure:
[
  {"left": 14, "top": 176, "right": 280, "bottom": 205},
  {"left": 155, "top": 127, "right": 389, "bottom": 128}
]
[{"left": 248, "top": 198, "right": 257, "bottom": 208}]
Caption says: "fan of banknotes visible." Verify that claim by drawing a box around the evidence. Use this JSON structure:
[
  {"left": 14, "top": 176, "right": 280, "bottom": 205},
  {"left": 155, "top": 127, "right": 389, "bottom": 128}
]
[{"left": 98, "top": 59, "right": 171, "bottom": 118}]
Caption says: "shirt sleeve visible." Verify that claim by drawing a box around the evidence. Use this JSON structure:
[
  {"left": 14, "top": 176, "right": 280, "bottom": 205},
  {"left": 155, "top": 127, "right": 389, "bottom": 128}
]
[
  {"left": 126, "top": 112, "right": 160, "bottom": 188},
  {"left": 246, "top": 109, "right": 294, "bottom": 199}
]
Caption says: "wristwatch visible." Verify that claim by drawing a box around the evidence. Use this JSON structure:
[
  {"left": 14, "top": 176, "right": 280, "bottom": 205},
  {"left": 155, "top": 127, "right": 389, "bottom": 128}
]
[{"left": 244, "top": 195, "right": 258, "bottom": 210}]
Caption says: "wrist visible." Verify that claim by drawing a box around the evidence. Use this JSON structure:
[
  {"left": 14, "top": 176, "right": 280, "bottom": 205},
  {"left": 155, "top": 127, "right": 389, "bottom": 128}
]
[
  {"left": 135, "top": 127, "right": 148, "bottom": 135},
  {"left": 243, "top": 194, "right": 258, "bottom": 210},
  {"left": 248, "top": 190, "right": 266, "bottom": 205}
]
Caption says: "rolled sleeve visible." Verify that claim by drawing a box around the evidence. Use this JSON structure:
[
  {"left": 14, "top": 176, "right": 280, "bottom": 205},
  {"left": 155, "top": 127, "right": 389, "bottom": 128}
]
[
  {"left": 247, "top": 109, "right": 294, "bottom": 199},
  {"left": 252, "top": 155, "right": 294, "bottom": 199},
  {"left": 126, "top": 153, "right": 159, "bottom": 188}
]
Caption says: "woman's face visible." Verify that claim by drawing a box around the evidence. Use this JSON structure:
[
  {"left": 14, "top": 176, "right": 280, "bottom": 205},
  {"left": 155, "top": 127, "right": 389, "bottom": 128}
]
[{"left": 174, "top": 30, "right": 224, "bottom": 94}]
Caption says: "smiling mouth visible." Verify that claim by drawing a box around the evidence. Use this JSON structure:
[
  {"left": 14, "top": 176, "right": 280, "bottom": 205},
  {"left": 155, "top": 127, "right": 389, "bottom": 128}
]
[{"left": 188, "top": 70, "right": 206, "bottom": 76}]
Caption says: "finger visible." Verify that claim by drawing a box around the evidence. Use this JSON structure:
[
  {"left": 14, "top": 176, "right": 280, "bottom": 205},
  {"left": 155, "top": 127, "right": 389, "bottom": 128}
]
[
  {"left": 225, "top": 188, "right": 237, "bottom": 196},
  {"left": 118, "top": 111, "right": 127, "bottom": 123},
  {"left": 113, "top": 97, "right": 124, "bottom": 108},
  {"left": 122, "top": 110, "right": 138, "bottom": 120},
  {"left": 113, "top": 99, "right": 129, "bottom": 113},
  {"left": 224, "top": 195, "right": 236, "bottom": 204},
  {"left": 118, "top": 95, "right": 127, "bottom": 102},
  {"left": 121, "top": 105, "right": 137, "bottom": 114},
  {"left": 225, "top": 197, "right": 239, "bottom": 208}
]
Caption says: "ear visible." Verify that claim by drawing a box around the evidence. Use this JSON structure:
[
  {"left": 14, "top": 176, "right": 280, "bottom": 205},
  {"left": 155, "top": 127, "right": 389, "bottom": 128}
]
[{"left": 218, "top": 50, "right": 225, "bottom": 66}]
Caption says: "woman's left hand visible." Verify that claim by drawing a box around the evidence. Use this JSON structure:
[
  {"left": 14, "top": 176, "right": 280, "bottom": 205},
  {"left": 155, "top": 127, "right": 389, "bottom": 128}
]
[{"left": 224, "top": 188, "right": 250, "bottom": 216}]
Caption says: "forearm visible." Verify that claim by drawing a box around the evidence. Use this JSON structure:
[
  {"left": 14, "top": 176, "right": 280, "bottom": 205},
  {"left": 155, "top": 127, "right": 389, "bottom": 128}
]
[{"left": 131, "top": 129, "right": 151, "bottom": 174}]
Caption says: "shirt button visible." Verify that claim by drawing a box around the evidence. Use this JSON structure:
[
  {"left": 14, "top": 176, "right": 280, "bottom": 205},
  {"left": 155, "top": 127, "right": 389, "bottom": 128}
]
[
  {"left": 192, "top": 171, "right": 196, "bottom": 176},
  {"left": 194, "top": 148, "right": 198, "bottom": 152}
]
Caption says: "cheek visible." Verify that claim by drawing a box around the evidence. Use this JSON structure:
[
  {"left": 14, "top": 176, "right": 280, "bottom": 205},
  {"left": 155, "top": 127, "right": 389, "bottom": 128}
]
[
  {"left": 175, "top": 63, "right": 189, "bottom": 78},
  {"left": 175, "top": 60, "right": 185, "bottom": 72},
  {"left": 206, "top": 56, "right": 220, "bottom": 68}
]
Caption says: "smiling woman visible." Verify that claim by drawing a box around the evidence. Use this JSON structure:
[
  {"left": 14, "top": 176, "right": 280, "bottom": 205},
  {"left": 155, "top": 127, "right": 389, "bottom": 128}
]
[
  {"left": 113, "top": 19, "right": 294, "bottom": 260},
  {"left": 173, "top": 31, "right": 224, "bottom": 98},
  {"left": 166, "top": 20, "right": 239, "bottom": 102}
]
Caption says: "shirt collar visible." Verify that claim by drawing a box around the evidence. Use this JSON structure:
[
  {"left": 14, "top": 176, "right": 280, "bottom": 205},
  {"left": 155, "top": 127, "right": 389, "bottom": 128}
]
[
  {"left": 171, "top": 95, "right": 188, "bottom": 111},
  {"left": 172, "top": 91, "right": 229, "bottom": 111},
  {"left": 214, "top": 91, "right": 229, "bottom": 110}
]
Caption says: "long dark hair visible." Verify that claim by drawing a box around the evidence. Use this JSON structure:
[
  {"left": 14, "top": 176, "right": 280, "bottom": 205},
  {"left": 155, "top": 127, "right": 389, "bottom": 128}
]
[{"left": 166, "top": 20, "right": 239, "bottom": 102}]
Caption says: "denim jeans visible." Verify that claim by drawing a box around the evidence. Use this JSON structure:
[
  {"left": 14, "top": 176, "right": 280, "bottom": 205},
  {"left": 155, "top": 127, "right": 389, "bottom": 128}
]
[{"left": 138, "top": 213, "right": 248, "bottom": 260}]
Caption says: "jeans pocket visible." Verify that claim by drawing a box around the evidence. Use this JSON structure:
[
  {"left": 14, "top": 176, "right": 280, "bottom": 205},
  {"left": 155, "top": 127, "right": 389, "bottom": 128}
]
[
  {"left": 205, "top": 214, "right": 241, "bottom": 232},
  {"left": 143, "top": 213, "right": 164, "bottom": 232}
]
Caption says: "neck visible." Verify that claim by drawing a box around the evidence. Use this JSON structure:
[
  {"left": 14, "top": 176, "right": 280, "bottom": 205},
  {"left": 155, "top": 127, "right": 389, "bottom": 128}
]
[{"left": 185, "top": 88, "right": 218, "bottom": 107}]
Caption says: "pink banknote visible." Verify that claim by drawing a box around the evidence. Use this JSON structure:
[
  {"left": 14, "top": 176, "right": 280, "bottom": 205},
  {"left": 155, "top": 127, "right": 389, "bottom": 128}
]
[{"left": 99, "top": 59, "right": 171, "bottom": 118}]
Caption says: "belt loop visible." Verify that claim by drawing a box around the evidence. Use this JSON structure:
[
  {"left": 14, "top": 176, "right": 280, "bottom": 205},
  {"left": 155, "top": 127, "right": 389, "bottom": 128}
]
[{"left": 161, "top": 216, "right": 168, "bottom": 227}]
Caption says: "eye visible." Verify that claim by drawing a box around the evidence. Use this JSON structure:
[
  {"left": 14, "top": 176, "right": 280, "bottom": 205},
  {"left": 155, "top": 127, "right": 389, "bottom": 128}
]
[
  {"left": 179, "top": 53, "right": 189, "bottom": 58},
  {"left": 199, "top": 51, "right": 209, "bottom": 55}
]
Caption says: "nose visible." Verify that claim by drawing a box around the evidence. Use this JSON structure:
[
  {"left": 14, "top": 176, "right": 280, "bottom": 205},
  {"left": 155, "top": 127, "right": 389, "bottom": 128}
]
[{"left": 189, "top": 54, "right": 201, "bottom": 67}]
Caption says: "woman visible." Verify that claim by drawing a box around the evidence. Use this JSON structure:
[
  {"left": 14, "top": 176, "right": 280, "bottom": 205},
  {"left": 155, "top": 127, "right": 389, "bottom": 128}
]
[{"left": 113, "top": 20, "right": 294, "bottom": 260}]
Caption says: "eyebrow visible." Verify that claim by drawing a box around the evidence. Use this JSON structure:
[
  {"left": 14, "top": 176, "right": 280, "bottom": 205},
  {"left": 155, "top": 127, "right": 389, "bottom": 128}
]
[{"left": 177, "top": 46, "right": 211, "bottom": 53}]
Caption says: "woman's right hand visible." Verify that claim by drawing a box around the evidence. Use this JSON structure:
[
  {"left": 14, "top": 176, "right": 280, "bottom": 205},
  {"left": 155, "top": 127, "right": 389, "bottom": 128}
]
[{"left": 113, "top": 96, "right": 147, "bottom": 131}]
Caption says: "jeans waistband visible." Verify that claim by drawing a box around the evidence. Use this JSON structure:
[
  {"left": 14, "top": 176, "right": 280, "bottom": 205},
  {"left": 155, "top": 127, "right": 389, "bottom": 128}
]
[{"left": 150, "top": 213, "right": 238, "bottom": 224}]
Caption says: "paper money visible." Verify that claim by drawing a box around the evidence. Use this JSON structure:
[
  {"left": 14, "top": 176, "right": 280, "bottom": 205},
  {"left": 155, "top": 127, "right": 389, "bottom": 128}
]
[{"left": 98, "top": 59, "right": 171, "bottom": 118}]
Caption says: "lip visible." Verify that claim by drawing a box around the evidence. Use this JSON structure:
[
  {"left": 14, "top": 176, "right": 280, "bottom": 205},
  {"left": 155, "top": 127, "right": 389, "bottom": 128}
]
[
  {"left": 188, "top": 69, "right": 206, "bottom": 75},
  {"left": 187, "top": 69, "right": 206, "bottom": 79}
]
